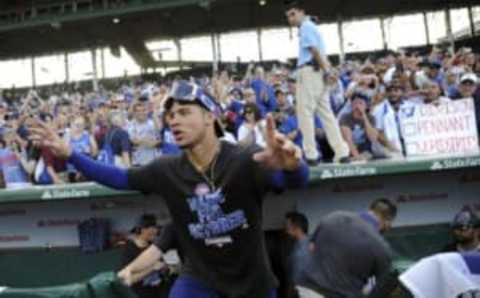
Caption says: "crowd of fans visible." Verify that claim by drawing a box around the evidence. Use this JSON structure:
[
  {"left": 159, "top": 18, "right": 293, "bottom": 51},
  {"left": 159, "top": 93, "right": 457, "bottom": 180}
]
[{"left": 0, "top": 46, "right": 479, "bottom": 188}]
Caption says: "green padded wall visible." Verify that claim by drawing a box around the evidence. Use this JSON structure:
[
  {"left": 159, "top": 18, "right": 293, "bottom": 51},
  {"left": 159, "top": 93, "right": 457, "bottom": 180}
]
[
  {"left": 0, "top": 249, "right": 122, "bottom": 288},
  {"left": 0, "top": 224, "right": 452, "bottom": 288}
]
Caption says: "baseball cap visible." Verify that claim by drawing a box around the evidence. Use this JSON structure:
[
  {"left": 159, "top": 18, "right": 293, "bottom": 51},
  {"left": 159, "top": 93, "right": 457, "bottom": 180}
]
[
  {"left": 351, "top": 92, "right": 370, "bottom": 104},
  {"left": 451, "top": 210, "right": 479, "bottom": 229},
  {"left": 130, "top": 214, "right": 158, "bottom": 234},
  {"left": 460, "top": 73, "right": 478, "bottom": 85},
  {"left": 165, "top": 80, "right": 224, "bottom": 137},
  {"left": 418, "top": 58, "right": 431, "bottom": 68},
  {"left": 428, "top": 60, "right": 442, "bottom": 69}
]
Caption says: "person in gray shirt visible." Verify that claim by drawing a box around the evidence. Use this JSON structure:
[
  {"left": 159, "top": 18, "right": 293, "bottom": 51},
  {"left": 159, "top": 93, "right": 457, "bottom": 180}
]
[{"left": 294, "top": 199, "right": 397, "bottom": 298}]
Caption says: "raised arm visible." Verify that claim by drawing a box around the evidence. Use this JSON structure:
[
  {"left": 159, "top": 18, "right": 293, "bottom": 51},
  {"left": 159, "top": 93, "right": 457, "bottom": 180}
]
[
  {"left": 28, "top": 120, "right": 131, "bottom": 190},
  {"left": 68, "top": 151, "right": 130, "bottom": 190}
]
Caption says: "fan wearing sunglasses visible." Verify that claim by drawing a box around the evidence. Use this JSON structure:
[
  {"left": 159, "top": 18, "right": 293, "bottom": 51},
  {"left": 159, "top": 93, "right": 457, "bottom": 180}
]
[{"left": 443, "top": 210, "right": 480, "bottom": 253}]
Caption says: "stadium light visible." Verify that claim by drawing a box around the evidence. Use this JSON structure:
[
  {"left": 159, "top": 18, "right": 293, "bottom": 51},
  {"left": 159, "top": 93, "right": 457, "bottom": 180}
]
[
  {"left": 113, "top": 18, "right": 120, "bottom": 24},
  {"left": 259, "top": 0, "right": 266, "bottom": 6}
]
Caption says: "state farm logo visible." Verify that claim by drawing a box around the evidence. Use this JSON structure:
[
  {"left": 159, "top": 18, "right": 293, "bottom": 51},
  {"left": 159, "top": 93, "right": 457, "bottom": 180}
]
[
  {"left": 430, "top": 157, "right": 480, "bottom": 171},
  {"left": 320, "top": 167, "right": 376, "bottom": 179},
  {"left": 41, "top": 189, "right": 90, "bottom": 200}
]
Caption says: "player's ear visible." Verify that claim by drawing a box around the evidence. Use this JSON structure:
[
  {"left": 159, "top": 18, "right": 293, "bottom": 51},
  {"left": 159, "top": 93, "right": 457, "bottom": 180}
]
[{"left": 204, "top": 111, "right": 215, "bottom": 125}]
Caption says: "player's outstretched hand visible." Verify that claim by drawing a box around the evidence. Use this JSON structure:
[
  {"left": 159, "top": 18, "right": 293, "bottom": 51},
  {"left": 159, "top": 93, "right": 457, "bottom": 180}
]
[
  {"left": 253, "top": 114, "right": 303, "bottom": 171},
  {"left": 28, "top": 119, "right": 72, "bottom": 158}
]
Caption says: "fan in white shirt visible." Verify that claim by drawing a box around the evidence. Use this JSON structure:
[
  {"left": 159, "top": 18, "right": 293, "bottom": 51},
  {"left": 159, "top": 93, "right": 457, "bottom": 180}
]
[
  {"left": 399, "top": 253, "right": 480, "bottom": 298},
  {"left": 237, "top": 103, "right": 267, "bottom": 148},
  {"left": 412, "top": 80, "right": 452, "bottom": 106}
]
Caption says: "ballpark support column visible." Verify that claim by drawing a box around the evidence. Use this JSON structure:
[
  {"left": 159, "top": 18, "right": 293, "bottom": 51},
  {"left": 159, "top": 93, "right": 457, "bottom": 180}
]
[
  {"left": 337, "top": 16, "right": 345, "bottom": 64},
  {"left": 468, "top": 6, "right": 476, "bottom": 37},
  {"left": 91, "top": 48, "right": 99, "bottom": 92},
  {"left": 211, "top": 32, "right": 218, "bottom": 73},
  {"left": 31, "top": 57, "right": 36, "bottom": 88},
  {"left": 445, "top": 8, "right": 455, "bottom": 54},
  {"left": 216, "top": 33, "right": 222, "bottom": 63},
  {"left": 257, "top": 27, "right": 263, "bottom": 62},
  {"left": 64, "top": 52, "right": 69, "bottom": 83},
  {"left": 380, "top": 17, "right": 388, "bottom": 50},
  {"left": 175, "top": 39, "right": 183, "bottom": 71},
  {"left": 100, "top": 48, "right": 106, "bottom": 79},
  {"left": 423, "top": 12, "right": 431, "bottom": 45}
]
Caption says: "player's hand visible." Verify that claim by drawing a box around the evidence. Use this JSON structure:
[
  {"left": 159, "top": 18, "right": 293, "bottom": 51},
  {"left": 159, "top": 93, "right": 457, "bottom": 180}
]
[
  {"left": 117, "top": 267, "right": 133, "bottom": 286},
  {"left": 253, "top": 114, "right": 303, "bottom": 171},
  {"left": 27, "top": 119, "right": 72, "bottom": 158}
]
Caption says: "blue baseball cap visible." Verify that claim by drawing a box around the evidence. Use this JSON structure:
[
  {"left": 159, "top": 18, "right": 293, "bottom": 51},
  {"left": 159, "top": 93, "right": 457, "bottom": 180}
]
[
  {"left": 351, "top": 92, "right": 370, "bottom": 104},
  {"left": 451, "top": 210, "right": 479, "bottom": 229},
  {"left": 165, "top": 81, "right": 224, "bottom": 137},
  {"left": 428, "top": 60, "right": 443, "bottom": 69}
]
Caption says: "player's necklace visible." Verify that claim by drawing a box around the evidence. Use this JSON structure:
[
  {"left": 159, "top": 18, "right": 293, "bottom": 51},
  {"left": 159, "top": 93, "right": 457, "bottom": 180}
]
[{"left": 190, "top": 143, "right": 221, "bottom": 190}]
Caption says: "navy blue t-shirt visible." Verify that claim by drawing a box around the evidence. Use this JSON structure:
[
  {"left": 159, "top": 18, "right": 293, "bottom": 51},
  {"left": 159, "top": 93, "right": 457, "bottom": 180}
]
[
  {"left": 108, "top": 127, "right": 131, "bottom": 156},
  {"left": 279, "top": 115, "right": 324, "bottom": 150},
  {"left": 251, "top": 79, "right": 277, "bottom": 115},
  {"left": 127, "top": 142, "right": 277, "bottom": 298}
]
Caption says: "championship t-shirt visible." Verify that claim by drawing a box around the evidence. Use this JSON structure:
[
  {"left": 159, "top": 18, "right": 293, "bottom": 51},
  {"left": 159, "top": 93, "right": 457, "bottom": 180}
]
[{"left": 128, "top": 142, "right": 277, "bottom": 298}]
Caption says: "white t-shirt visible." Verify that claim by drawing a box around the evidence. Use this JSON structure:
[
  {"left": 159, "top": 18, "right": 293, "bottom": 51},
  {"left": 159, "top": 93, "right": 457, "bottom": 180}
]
[
  {"left": 237, "top": 121, "right": 266, "bottom": 148},
  {"left": 400, "top": 253, "right": 480, "bottom": 298},
  {"left": 372, "top": 100, "right": 403, "bottom": 153},
  {"left": 127, "top": 119, "right": 159, "bottom": 166}
]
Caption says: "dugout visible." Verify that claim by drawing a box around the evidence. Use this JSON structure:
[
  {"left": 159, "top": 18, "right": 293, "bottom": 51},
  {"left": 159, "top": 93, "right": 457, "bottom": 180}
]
[{"left": 0, "top": 153, "right": 479, "bottom": 287}]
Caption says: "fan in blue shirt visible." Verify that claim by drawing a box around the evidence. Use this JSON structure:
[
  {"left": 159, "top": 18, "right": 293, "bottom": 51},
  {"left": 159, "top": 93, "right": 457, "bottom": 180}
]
[{"left": 278, "top": 113, "right": 324, "bottom": 159}]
